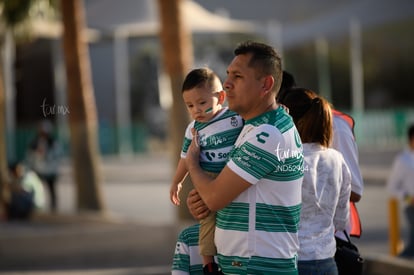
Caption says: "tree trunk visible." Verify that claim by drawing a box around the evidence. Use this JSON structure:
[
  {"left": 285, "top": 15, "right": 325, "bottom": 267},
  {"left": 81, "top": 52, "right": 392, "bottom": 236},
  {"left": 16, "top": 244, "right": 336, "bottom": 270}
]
[
  {"left": 0, "top": 60, "right": 10, "bottom": 220},
  {"left": 157, "top": 0, "right": 194, "bottom": 220},
  {"left": 60, "top": 0, "right": 105, "bottom": 211}
]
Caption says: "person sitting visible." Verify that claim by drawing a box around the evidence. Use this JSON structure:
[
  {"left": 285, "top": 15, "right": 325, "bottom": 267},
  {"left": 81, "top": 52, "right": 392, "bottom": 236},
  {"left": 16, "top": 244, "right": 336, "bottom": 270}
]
[{"left": 7, "top": 161, "right": 46, "bottom": 220}]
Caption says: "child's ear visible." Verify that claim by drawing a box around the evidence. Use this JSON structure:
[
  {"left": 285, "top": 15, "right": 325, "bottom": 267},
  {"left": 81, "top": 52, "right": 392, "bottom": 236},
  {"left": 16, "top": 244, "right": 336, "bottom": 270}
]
[{"left": 218, "top": 90, "right": 226, "bottom": 104}]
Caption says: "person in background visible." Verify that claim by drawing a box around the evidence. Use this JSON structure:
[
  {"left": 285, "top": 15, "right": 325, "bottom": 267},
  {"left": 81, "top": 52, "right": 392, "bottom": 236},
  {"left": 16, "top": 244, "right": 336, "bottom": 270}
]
[
  {"left": 387, "top": 124, "right": 414, "bottom": 259},
  {"left": 278, "top": 70, "right": 297, "bottom": 97},
  {"left": 331, "top": 111, "right": 363, "bottom": 203},
  {"left": 185, "top": 41, "right": 304, "bottom": 274},
  {"left": 280, "top": 87, "right": 351, "bottom": 275},
  {"left": 26, "top": 120, "right": 61, "bottom": 212},
  {"left": 331, "top": 108, "right": 363, "bottom": 239},
  {"left": 172, "top": 224, "right": 206, "bottom": 275},
  {"left": 277, "top": 71, "right": 364, "bottom": 239},
  {"left": 7, "top": 161, "right": 46, "bottom": 220},
  {"left": 170, "top": 68, "right": 243, "bottom": 275}
]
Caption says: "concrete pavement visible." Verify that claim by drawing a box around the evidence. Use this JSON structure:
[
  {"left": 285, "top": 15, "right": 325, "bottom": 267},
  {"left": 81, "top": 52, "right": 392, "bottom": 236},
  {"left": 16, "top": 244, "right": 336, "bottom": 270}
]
[
  {"left": 1, "top": 149, "right": 414, "bottom": 274},
  {"left": 0, "top": 215, "right": 177, "bottom": 274},
  {"left": 0, "top": 153, "right": 189, "bottom": 275}
]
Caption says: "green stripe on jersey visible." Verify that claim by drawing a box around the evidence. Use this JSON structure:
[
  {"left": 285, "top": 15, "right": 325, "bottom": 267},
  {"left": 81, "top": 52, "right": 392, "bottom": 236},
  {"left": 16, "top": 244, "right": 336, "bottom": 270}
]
[
  {"left": 275, "top": 113, "right": 295, "bottom": 134},
  {"left": 172, "top": 253, "right": 191, "bottom": 272},
  {"left": 177, "top": 223, "right": 199, "bottom": 246},
  {"left": 247, "top": 106, "right": 294, "bottom": 134},
  {"left": 230, "top": 142, "right": 280, "bottom": 180},
  {"left": 194, "top": 109, "right": 240, "bottom": 130},
  {"left": 172, "top": 224, "right": 204, "bottom": 274},
  {"left": 189, "top": 265, "right": 204, "bottom": 275},
  {"left": 182, "top": 137, "right": 191, "bottom": 153},
  {"left": 216, "top": 202, "right": 249, "bottom": 232},
  {"left": 216, "top": 201, "right": 301, "bottom": 234},
  {"left": 256, "top": 203, "right": 301, "bottom": 233}
]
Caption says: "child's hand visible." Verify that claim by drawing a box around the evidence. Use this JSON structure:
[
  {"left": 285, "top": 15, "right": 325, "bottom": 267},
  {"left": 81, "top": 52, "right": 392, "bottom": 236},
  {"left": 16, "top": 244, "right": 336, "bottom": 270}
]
[{"left": 170, "top": 182, "right": 182, "bottom": 206}]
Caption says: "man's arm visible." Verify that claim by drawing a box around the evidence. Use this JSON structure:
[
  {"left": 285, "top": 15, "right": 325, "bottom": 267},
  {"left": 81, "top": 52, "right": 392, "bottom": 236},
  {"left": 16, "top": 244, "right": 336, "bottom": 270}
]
[{"left": 185, "top": 131, "right": 251, "bottom": 211}]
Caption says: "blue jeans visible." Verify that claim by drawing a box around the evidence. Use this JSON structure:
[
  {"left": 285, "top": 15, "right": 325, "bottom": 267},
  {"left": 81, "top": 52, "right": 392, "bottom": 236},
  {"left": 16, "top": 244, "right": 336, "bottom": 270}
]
[{"left": 298, "top": 258, "right": 338, "bottom": 275}]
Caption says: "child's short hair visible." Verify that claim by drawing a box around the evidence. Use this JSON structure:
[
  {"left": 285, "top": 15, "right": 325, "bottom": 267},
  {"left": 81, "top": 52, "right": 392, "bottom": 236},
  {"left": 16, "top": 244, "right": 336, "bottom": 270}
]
[{"left": 182, "top": 68, "right": 221, "bottom": 93}]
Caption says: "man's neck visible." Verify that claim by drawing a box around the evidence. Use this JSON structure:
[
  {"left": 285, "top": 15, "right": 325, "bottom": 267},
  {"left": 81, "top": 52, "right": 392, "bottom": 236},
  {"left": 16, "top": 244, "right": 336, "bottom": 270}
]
[{"left": 243, "top": 100, "right": 278, "bottom": 121}]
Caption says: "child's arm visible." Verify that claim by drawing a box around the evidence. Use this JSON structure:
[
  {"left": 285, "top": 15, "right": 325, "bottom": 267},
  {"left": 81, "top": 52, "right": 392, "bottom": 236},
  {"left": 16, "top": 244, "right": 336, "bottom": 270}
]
[{"left": 170, "top": 158, "right": 189, "bottom": 205}]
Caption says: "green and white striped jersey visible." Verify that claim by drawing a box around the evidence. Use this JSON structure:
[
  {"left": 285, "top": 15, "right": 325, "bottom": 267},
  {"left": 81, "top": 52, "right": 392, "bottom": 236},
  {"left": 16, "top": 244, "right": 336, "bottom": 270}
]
[
  {"left": 181, "top": 107, "right": 244, "bottom": 173},
  {"left": 172, "top": 224, "right": 204, "bottom": 275},
  {"left": 216, "top": 106, "right": 304, "bottom": 275}
]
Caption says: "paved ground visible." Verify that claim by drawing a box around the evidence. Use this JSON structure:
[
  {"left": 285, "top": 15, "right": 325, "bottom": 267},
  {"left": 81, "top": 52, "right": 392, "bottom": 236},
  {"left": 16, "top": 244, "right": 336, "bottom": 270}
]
[
  {"left": 0, "top": 153, "right": 185, "bottom": 275},
  {"left": 0, "top": 149, "right": 411, "bottom": 274}
]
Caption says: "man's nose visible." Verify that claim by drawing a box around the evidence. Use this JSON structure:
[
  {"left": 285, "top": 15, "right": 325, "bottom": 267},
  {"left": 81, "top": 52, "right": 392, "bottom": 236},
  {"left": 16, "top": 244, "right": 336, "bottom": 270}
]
[{"left": 223, "top": 80, "right": 231, "bottom": 92}]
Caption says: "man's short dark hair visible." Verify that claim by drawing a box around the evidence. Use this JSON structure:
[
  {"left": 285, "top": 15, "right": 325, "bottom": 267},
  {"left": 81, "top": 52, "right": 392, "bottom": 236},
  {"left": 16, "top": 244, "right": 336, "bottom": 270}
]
[{"left": 234, "top": 41, "right": 282, "bottom": 93}]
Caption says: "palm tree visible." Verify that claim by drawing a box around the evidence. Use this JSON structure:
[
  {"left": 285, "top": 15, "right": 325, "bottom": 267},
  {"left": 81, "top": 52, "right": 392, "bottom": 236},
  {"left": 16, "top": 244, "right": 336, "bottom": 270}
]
[
  {"left": 60, "top": 0, "right": 105, "bottom": 211},
  {"left": 0, "top": 62, "right": 7, "bottom": 220},
  {"left": 0, "top": 0, "right": 105, "bottom": 215},
  {"left": 157, "top": 0, "right": 194, "bottom": 220},
  {"left": 0, "top": 0, "right": 41, "bottom": 219}
]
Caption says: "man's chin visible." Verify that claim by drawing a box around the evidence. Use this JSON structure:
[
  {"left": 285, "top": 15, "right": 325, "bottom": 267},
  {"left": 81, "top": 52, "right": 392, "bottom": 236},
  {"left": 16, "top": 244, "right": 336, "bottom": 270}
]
[{"left": 227, "top": 103, "right": 238, "bottom": 112}]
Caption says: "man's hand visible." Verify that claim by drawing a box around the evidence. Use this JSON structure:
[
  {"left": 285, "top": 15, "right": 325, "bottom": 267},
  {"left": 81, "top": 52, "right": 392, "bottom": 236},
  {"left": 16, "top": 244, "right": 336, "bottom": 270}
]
[
  {"left": 187, "top": 189, "right": 210, "bottom": 220},
  {"left": 185, "top": 128, "right": 200, "bottom": 171}
]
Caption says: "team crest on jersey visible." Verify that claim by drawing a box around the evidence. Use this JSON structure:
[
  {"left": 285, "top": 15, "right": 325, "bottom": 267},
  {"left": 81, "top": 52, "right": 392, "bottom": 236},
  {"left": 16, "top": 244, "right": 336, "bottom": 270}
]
[
  {"left": 198, "top": 133, "right": 207, "bottom": 147},
  {"left": 230, "top": 116, "right": 239, "bottom": 127}
]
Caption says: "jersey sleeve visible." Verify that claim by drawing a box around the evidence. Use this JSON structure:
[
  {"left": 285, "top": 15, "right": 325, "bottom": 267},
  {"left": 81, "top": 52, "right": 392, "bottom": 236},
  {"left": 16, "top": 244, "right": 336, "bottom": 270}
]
[
  {"left": 227, "top": 124, "right": 287, "bottom": 184},
  {"left": 180, "top": 121, "right": 195, "bottom": 158},
  {"left": 171, "top": 224, "right": 203, "bottom": 275}
]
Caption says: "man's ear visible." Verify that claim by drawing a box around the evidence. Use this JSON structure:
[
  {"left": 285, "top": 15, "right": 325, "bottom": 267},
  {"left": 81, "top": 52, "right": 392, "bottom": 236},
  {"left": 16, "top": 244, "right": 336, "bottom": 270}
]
[
  {"left": 261, "top": 75, "right": 275, "bottom": 95},
  {"left": 218, "top": 90, "right": 226, "bottom": 104}
]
